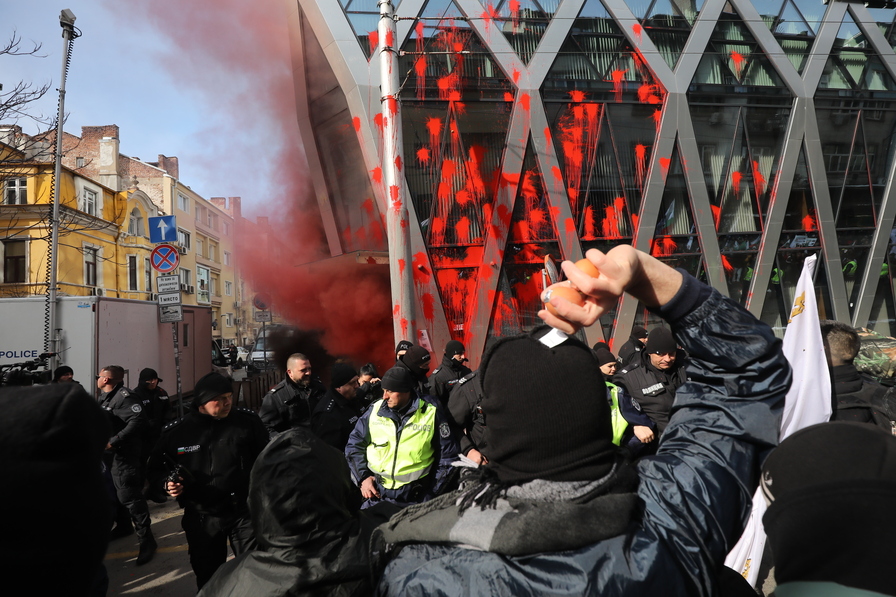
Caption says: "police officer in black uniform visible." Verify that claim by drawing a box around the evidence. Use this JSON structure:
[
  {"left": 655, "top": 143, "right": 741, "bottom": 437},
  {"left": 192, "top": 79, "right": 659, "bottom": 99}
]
[
  {"left": 97, "top": 365, "right": 156, "bottom": 565},
  {"left": 151, "top": 372, "right": 269, "bottom": 590},
  {"left": 446, "top": 369, "right": 488, "bottom": 464},
  {"left": 430, "top": 340, "right": 472, "bottom": 407},
  {"left": 133, "top": 368, "right": 170, "bottom": 503},
  {"left": 613, "top": 327, "right": 688, "bottom": 446},
  {"left": 311, "top": 362, "right": 364, "bottom": 450},
  {"left": 259, "top": 353, "right": 326, "bottom": 437}
]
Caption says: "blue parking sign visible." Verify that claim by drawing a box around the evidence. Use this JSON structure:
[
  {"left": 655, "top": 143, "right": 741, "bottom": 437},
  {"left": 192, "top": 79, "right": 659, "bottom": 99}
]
[{"left": 149, "top": 215, "right": 178, "bottom": 243}]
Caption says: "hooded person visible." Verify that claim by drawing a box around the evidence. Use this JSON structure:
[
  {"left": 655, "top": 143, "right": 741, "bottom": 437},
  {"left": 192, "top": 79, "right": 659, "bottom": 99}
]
[
  {"left": 197, "top": 428, "right": 401, "bottom": 597},
  {"left": 374, "top": 244, "right": 791, "bottom": 596},
  {"left": 761, "top": 422, "right": 896, "bottom": 596},
  {"left": 395, "top": 345, "right": 432, "bottom": 397},
  {"left": 0, "top": 383, "right": 112, "bottom": 597},
  {"left": 148, "top": 372, "right": 270, "bottom": 590},
  {"left": 430, "top": 340, "right": 473, "bottom": 406}
]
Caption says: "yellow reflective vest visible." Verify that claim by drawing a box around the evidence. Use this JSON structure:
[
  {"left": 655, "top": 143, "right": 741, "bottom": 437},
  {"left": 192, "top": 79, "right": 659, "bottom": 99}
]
[
  {"left": 367, "top": 398, "right": 437, "bottom": 490},
  {"left": 606, "top": 382, "right": 628, "bottom": 446}
]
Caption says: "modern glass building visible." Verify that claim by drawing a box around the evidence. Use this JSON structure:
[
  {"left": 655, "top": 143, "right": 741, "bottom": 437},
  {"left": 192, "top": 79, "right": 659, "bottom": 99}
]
[{"left": 285, "top": 0, "right": 896, "bottom": 359}]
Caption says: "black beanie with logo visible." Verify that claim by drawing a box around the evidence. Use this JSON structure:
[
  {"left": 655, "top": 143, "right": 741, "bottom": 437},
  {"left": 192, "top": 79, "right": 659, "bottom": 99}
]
[{"left": 479, "top": 326, "right": 617, "bottom": 484}]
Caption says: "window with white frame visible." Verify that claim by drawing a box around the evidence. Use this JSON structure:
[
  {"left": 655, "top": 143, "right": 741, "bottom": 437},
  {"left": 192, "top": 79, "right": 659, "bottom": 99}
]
[
  {"left": 223, "top": 222, "right": 231, "bottom": 236},
  {"left": 196, "top": 237, "right": 204, "bottom": 258},
  {"left": 223, "top": 251, "right": 231, "bottom": 265},
  {"left": 208, "top": 241, "right": 218, "bottom": 262},
  {"left": 82, "top": 188, "right": 98, "bottom": 216},
  {"left": 180, "top": 268, "right": 192, "bottom": 286},
  {"left": 177, "top": 229, "right": 191, "bottom": 251},
  {"left": 128, "top": 208, "right": 145, "bottom": 236},
  {"left": 128, "top": 255, "right": 138, "bottom": 291},
  {"left": 3, "top": 178, "right": 27, "bottom": 205},
  {"left": 84, "top": 247, "right": 99, "bottom": 287},
  {"left": 178, "top": 193, "right": 190, "bottom": 213},
  {"left": 225, "top": 280, "right": 233, "bottom": 296},
  {"left": 225, "top": 313, "right": 233, "bottom": 327},
  {"left": 2, "top": 239, "right": 27, "bottom": 283}
]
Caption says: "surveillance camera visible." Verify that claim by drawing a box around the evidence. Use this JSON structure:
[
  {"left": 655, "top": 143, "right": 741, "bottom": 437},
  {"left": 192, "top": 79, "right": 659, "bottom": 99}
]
[{"left": 60, "top": 9, "right": 76, "bottom": 27}]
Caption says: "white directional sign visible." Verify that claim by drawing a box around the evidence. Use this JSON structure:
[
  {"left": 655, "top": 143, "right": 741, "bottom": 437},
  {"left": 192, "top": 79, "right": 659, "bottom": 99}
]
[
  {"left": 157, "top": 292, "right": 182, "bottom": 306},
  {"left": 149, "top": 215, "right": 178, "bottom": 243},
  {"left": 156, "top": 275, "right": 180, "bottom": 294},
  {"left": 254, "top": 309, "right": 272, "bottom": 322},
  {"left": 159, "top": 304, "right": 184, "bottom": 323}
]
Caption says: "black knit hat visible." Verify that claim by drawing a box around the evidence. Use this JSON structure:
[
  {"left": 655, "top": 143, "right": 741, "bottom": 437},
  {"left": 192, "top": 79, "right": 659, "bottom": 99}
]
[
  {"left": 445, "top": 340, "right": 466, "bottom": 357},
  {"left": 0, "top": 384, "right": 112, "bottom": 595},
  {"left": 401, "top": 345, "right": 431, "bottom": 375},
  {"left": 194, "top": 372, "right": 233, "bottom": 405},
  {"left": 480, "top": 326, "right": 617, "bottom": 484},
  {"left": 139, "top": 367, "right": 162, "bottom": 383},
  {"left": 594, "top": 348, "right": 617, "bottom": 367},
  {"left": 52, "top": 366, "right": 74, "bottom": 382},
  {"left": 761, "top": 422, "right": 896, "bottom": 595},
  {"left": 645, "top": 327, "right": 676, "bottom": 354},
  {"left": 395, "top": 340, "right": 413, "bottom": 356},
  {"left": 632, "top": 326, "right": 648, "bottom": 339},
  {"left": 330, "top": 362, "right": 358, "bottom": 389},
  {"left": 381, "top": 367, "right": 416, "bottom": 393}
]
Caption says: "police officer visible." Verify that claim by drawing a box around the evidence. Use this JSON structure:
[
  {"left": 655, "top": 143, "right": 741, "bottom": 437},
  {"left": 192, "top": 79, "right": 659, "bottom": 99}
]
[
  {"left": 446, "top": 370, "right": 488, "bottom": 465},
  {"left": 97, "top": 365, "right": 155, "bottom": 565},
  {"left": 613, "top": 327, "right": 687, "bottom": 444},
  {"left": 345, "top": 366, "right": 459, "bottom": 508},
  {"left": 151, "top": 372, "right": 269, "bottom": 590},
  {"left": 311, "top": 362, "right": 364, "bottom": 450},
  {"left": 259, "top": 353, "right": 326, "bottom": 437},
  {"left": 132, "top": 368, "right": 170, "bottom": 503},
  {"left": 430, "top": 340, "right": 472, "bottom": 406}
]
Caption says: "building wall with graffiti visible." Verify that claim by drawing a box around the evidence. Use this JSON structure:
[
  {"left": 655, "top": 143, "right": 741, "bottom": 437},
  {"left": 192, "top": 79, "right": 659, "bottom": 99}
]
[{"left": 286, "top": 0, "right": 896, "bottom": 357}]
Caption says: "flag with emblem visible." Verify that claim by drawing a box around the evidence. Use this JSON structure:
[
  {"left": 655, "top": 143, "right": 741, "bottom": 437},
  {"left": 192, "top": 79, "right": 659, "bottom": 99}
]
[{"left": 725, "top": 253, "right": 832, "bottom": 585}]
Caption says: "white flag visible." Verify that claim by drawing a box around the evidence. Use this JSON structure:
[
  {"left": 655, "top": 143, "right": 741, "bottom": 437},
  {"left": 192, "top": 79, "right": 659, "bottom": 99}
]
[{"left": 725, "top": 253, "right": 832, "bottom": 585}]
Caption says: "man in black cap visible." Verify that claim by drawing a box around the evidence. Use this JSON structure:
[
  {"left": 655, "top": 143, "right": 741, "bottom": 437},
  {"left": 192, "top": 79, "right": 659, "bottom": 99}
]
[
  {"left": 311, "top": 361, "right": 364, "bottom": 450},
  {"left": 761, "top": 422, "right": 896, "bottom": 596},
  {"left": 150, "top": 372, "right": 269, "bottom": 590},
  {"left": 133, "top": 367, "right": 171, "bottom": 502},
  {"left": 259, "top": 352, "right": 327, "bottom": 437},
  {"left": 375, "top": 244, "right": 791, "bottom": 596},
  {"left": 617, "top": 325, "right": 648, "bottom": 366},
  {"left": 430, "top": 340, "right": 473, "bottom": 406},
  {"left": 52, "top": 365, "right": 75, "bottom": 383},
  {"left": 97, "top": 364, "right": 155, "bottom": 564},
  {"left": 614, "top": 326, "right": 687, "bottom": 441},
  {"left": 345, "top": 366, "right": 459, "bottom": 508},
  {"left": 395, "top": 340, "right": 413, "bottom": 360},
  {"left": 395, "top": 345, "right": 433, "bottom": 397}
]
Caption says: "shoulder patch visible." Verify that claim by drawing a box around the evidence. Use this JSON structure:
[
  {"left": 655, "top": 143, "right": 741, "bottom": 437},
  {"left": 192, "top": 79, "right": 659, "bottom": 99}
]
[
  {"left": 432, "top": 367, "right": 442, "bottom": 375},
  {"left": 439, "top": 422, "right": 451, "bottom": 439},
  {"left": 131, "top": 404, "right": 142, "bottom": 413}
]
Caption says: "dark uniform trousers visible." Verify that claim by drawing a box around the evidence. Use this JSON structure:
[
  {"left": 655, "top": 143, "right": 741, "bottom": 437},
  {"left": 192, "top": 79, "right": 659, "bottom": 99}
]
[
  {"left": 182, "top": 507, "right": 256, "bottom": 589},
  {"left": 107, "top": 453, "right": 152, "bottom": 539}
]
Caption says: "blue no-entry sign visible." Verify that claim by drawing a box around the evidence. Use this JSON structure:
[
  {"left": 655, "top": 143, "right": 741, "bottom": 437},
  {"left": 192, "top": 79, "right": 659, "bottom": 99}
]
[
  {"left": 149, "top": 215, "right": 178, "bottom": 243},
  {"left": 151, "top": 243, "right": 180, "bottom": 274}
]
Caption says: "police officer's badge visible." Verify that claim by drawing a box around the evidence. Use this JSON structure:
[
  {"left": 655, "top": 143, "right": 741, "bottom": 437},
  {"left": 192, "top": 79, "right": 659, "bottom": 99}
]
[
  {"left": 440, "top": 422, "right": 451, "bottom": 439},
  {"left": 131, "top": 404, "right": 143, "bottom": 413}
]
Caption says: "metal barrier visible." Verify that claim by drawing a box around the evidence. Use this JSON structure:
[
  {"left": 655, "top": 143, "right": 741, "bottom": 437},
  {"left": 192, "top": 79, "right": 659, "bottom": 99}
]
[{"left": 233, "top": 369, "right": 280, "bottom": 412}]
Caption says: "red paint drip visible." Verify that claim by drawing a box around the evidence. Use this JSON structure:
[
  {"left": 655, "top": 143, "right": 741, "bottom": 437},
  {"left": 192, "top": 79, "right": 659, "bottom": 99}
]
[
  {"left": 732, "top": 170, "right": 742, "bottom": 196},
  {"left": 721, "top": 255, "right": 734, "bottom": 272},
  {"left": 569, "top": 90, "right": 586, "bottom": 102},
  {"left": 421, "top": 292, "right": 435, "bottom": 321},
  {"left": 455, "top": 217, "right": 471, "bottom": 244},
  {"left": 400, "top": 318, "right": 408, "bottom": 337},
  {"left": 659, "top": 157, "right": 671, "bottom": 176},
  {"left": 368, "top": 31, "right": 379, "bottom": 56},
  {"left": 504, "top": 92, "right": 514, "bottom": 102},
  {"left": 394, "top": 155, "right": 402, "bottom": 172},
  {"left": 731, "top": 51, "right": 745, "bottom": 80},
  {"left": 509, "top": 0, "right": 521, "bottom": 31},
  {"left": 802, "top": 212, "right": 817, "bottom": 231},
  {"left": 352, "top": 116, "right": 361, "bottom": 132},
  {"left": 551, "top": 165, "right": 562, "bottom": 181},
  {"left": 398, "top": 258, "right": 406, "bottom": 276},
  {"left": 373, "top": 113, "right": 384, "bottom": 131},
  {"left": 635, "top": 144, "right": 648, "bottom": 193},
  {"left": 520, "top": 93, "right": 530, "bottom": 111},
  {"left": 612, "top": 70, "right": 627, "bottom": 103},
  {"left": 711, "top": 204, "right": 721, "bottom": 229},
  {"left": 371, "top": 167, "right": 382, "bottom": 183},
  {"left": 415, "top": 57, "right": 427, "bottom": 100},
  {"left": 442, "top": 158, "right": 457, "bottom": 179},
  {"left": 632, "top": 23, "right": 642, "bottom": 44},
  {"left": 753, "top": 160, "right": 766, "bottom": 196},
  {"left": 512, "top": 68, "right": 521, "bottom": 84},
  {"left": 362, "top": 198, "right": 374, "bottom": 215},
  {"left": 385, "top": 30, "right": 393, "bottom": 48},
  {"left": 430, "top": 216, "right": 445, "bottom": 245},
  {"left": 583, "top": 205, "right": 597, "bottom": 240}
]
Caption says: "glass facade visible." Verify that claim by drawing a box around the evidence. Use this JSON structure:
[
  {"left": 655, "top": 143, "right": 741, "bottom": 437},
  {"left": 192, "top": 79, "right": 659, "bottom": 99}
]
[{"left": 290, "top": 0, "right": 896, "bottom": 351}]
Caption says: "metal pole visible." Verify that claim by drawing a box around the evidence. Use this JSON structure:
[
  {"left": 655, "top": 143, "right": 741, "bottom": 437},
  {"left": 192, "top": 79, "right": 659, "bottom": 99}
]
[
  {"left": 378, "top": 0, "right": 415, "bottom": 344},
  {"left": 46, "top": 10, "right": 78, "bottom": 372},
  {"left": 173, "top": 322, "right": 184, "bottom": 419}
]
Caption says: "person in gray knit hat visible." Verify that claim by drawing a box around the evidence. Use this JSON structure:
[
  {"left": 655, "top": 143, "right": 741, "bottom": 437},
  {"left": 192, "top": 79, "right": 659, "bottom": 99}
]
[{"left": 374, "top": 244, "right": 792, "bottom": 597}]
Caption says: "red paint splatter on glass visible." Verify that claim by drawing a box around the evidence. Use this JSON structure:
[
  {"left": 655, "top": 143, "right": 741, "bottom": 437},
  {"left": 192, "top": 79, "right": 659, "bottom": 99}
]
[
  {"left": 583, "top": 205, "right": 597, "bottom": 240},
  {"left": 417, "top": 147, "right": 430, "bottom": 164},
  {"left": 731, "top": 51, "right": 745, "bottom": 80},
  {"left": 732, "top": 171, "right": 742, "bottom": 196},
  {"left": 371, "top": 167, "right": 382, "bottom": 184},
  {"left": 612, "top": 70, "right": 627, "bottom": 103},
  {"left": 752, "top": 160, "right": 766, "bottom": 196},
  {"left": 802, "top": 212, "right": 817, "bottom": 231},
  {"left": 368, "top": 31, "right": 379, "bottom": 56},
  {"left": 711, "top": 204, "right": 721, "bottom": 229}
]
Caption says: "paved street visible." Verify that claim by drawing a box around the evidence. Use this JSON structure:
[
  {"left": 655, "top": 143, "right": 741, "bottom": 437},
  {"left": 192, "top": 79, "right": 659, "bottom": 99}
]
[{"left": 105, "top": 500, "right": 198, "bottom": 596}]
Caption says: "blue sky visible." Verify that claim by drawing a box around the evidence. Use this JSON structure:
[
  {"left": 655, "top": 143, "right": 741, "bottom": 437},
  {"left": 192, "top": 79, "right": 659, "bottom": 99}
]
[{"left": 2, "top": 0, "right": 299, "bottom": 214}]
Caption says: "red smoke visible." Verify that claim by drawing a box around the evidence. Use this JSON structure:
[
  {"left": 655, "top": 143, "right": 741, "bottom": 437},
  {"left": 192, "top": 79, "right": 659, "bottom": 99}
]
[{"left": 112, "top": 0, "right": 395, "bottom": 373}]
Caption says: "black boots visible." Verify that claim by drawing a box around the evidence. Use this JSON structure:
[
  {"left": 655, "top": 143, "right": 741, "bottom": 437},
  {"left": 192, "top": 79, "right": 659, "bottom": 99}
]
[
  {"left": 109, "top": 513, "right": 134, "bottom": 540},
  {"left": 136, "top": 533, "right": 157, "bottom": 566}
]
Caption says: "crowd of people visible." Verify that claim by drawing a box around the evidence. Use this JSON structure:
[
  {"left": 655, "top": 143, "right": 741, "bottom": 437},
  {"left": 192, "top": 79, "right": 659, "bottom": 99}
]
[{"left": 3, "top": 244, "right": 896, "bottom": 597}]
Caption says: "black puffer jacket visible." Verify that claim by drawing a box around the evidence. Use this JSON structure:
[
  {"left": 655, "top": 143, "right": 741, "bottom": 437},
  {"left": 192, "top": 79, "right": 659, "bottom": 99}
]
[
  {"left": 430, "top": 355, "right": 472, "bottom": 406},
  {"left": 197, "top": 428, "right": 399, "bottom": 597}
]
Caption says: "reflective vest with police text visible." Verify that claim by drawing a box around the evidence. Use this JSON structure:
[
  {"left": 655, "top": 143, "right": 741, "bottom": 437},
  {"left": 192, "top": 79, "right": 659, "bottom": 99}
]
[{"left": 367, "top": 398, "right": 437, "bottom": 489}]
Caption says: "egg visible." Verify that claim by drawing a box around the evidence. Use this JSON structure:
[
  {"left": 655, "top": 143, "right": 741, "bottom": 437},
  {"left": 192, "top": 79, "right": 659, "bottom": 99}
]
[
  {"left": 574, "top": 258, "right": 600, "bottom": 278},
  {"left": 543, "top": 285, "right": 585, "bottom": 316}
]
